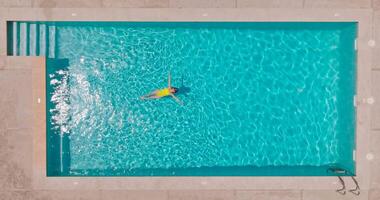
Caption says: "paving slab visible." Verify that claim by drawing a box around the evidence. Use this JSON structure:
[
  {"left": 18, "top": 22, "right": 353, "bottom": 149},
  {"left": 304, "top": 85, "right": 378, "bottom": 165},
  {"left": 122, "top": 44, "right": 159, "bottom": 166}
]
[
  {"left": 304, "top": 0, "right": 371, "bottom": 8},
  {"left": 168, "top": 190, "right": 234, "bottom": 200},
  {"left": 0, "top": 20, "right": 5, "bottom": 56},
  {"left": 1, "top": 8, "right": 371, "bottom": 22},
  {"left": 302, "top": 190, "right": 368, "bottom": 200},
  {"left": 4, "top": 56, "right": 46, "bottom": 70},
  {"left": 33, "top": 0, "right": 102, "bottom": 8},
  {"left": 370, "top": 131, "right": 380, "bottom": 189},
  {"left": 0, "top": 0, "right": 32, "bottom": 7},
  {"left": 372, "top": 71, "right": 380, "bottom": 130},
  {"left": 369, "top": 189, "right": 380, "bottom": 200},
  {"left": 0, "top": 191, "right": 33, "bottom": 200},
  {"left": 374, "top": 0, "right": 380, "bottom": 10},
  {"left": 235, "top": 190, "right": 300, "bottom": 200},
  {"left": 103, "top": 0, "right": 169, "bottom": 8},
  {"left": 33, "top": 190, "right": 102, "bottom": 200},
  {"left": 0, "top": 129, "right": 33, "bottom": 190},
  {"left": 0, "top": 69, "right": 33, "bottom": 129},
  {"left": 100, "top": 190, "right": 168, "bottom": 200},
  {"left": 237, "top": 0, "right": 302, "bottom": 8},
  {"left": 373, "top": 12, "right": 380, "bottom": 70},
  {"left": 32, "top": 177, "right": 101, "bottom": 190},
  {"left": 169, "top": 0, "right": 235, "bottom": 8},
  {"left": 0, "top": 56, "right": 5, "bottom": 70}
]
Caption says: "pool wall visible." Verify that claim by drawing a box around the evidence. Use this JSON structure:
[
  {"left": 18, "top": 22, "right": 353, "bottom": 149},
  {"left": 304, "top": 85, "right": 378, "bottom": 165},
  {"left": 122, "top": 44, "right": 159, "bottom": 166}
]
[{"left": 335, "top": 23, "right": 357, "bottom": 174}]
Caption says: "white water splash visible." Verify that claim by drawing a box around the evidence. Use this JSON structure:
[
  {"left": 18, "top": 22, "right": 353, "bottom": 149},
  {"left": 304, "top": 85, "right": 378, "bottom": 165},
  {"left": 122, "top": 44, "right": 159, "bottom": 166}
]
[{"left": 50, "top": 70, "right": 70, "bottom": 135}]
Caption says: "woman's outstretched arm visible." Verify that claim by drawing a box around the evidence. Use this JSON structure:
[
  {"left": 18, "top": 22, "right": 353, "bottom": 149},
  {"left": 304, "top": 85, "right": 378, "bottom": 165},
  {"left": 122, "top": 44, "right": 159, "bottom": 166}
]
[
  {"left": 168, "top": 71, "right": 171, "bottom": 89},
  {"left": 170, "top": 93, "right": 183, "bottom": 105}
]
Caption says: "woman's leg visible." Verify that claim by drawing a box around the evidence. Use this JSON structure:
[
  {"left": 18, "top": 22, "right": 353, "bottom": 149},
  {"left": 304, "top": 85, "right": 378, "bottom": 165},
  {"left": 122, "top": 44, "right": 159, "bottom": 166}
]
[{"left": 140, "top": 90, "right": 159, "bottom": 99}]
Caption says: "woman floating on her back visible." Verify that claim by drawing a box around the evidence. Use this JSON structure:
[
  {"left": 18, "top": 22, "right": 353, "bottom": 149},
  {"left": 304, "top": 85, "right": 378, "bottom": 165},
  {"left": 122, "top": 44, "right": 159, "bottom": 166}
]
[{"left": 140, "top": 72, "right": 183, "bottom": 105}]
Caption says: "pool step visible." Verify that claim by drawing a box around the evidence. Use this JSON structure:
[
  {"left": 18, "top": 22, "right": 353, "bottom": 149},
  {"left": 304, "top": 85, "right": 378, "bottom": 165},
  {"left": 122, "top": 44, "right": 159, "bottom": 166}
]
[
  {"left": 48, "top": 25, "right": 56, "bottom": 58},
  {"left": 8, "top": 22, "right": 57, "bottom": 58}
]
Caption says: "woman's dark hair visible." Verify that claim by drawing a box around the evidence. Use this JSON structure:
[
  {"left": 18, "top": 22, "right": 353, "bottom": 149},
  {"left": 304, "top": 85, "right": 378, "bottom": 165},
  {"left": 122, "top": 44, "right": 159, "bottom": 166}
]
[{"left": 172, "top": 87, "right": 179, "bottom": 93}]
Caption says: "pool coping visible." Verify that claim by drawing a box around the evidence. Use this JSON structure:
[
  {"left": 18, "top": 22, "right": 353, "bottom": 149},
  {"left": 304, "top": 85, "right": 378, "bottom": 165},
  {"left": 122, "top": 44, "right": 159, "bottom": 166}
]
[{"left": 0, "top": 8, "right": 373, "bottom": 190}]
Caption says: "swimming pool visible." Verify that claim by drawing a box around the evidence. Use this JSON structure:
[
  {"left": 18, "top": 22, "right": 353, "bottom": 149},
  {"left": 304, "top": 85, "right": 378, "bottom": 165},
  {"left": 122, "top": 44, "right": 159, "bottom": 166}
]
[{"left": 8, "top": 22, "right": 357, "bottom": 176}]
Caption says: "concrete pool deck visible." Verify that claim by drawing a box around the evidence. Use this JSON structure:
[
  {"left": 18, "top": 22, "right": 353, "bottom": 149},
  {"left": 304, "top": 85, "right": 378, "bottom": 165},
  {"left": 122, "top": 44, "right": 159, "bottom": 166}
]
[{"left": 0, "top": 1, "right": 379, "bottom": 200}]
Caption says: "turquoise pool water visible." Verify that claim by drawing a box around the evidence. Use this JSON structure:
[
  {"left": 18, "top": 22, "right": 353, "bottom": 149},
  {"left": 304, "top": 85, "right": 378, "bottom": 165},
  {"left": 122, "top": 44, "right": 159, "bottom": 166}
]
[{"left": 9, "top": 22, "right": 357, "bottom": 176}]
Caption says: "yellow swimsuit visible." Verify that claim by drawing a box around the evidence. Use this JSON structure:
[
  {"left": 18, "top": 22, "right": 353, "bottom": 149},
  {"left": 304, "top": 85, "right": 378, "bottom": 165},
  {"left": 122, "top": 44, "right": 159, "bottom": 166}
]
[{"left": 156, "top": 88, "right": 171, "bottom": 97}]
